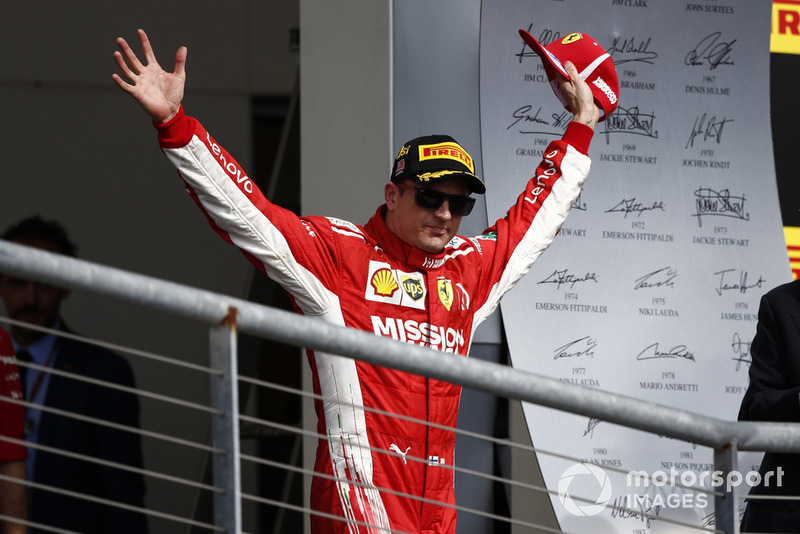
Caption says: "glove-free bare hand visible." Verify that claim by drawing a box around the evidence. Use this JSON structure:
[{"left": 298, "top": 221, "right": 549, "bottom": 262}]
[
  {"left": 112, "top": 29, "right": 186, "bottom": 124},
  {"left": 558, "top": 60, "right": 600, "bottom": 130}
]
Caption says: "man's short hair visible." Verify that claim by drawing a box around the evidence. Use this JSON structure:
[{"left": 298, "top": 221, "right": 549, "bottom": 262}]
[{"left": 1, "top": 216, "right": 78, "bottom": 257}]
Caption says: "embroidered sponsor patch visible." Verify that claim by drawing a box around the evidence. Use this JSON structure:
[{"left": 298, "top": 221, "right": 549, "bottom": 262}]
[
  {"left": 437, "top": 278, "right": 454, "bottom": 311},
  {"left": 371, "top": 268, "right": 398, "bottom": 297},
  {"left": 365, "top": 261, "right": 427, "bottom": 309},
  {"left": 418, "top": 142, "right": 475, "bottom": 173}
]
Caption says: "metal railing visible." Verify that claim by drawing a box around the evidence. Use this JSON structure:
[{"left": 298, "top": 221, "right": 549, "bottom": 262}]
[{"left": 1, "top": 238, "right": 799, "bottom": 534}]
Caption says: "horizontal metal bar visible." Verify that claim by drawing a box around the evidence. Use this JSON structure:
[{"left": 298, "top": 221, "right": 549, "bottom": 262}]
[
  {"left": 1, "top": 239, "right": 798, "bottom": 453},
  {"left": 0, "top": 514, "right": 80, "bottom": 534},
  {"left": 0, "top": 435, "right": 223, "bottom": 494},
  {"left": 0, "top": 395, "right": 222, "bottom": 454},
  {"left": 8, "top": 356, "right": 221, "bottom": 416},
  {"left": 239, "top": 454, "right": 717, "bottom": 534},
  {"left": 0, "top": 315, "right": 222, "bottom": 376},
  {"left": 0, "top": 473, "right": 223, "bottom": 532},
  {"left": 240, "top": 493, "right": 415, "bottom": 534}
]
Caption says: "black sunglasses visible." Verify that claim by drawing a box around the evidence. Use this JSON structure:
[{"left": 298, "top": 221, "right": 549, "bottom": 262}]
[{"left": 396, "top": 184, "right": 476, "bottom": 217}]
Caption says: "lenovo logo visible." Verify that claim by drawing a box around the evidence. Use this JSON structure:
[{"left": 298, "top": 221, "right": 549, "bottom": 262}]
[{"left": 206, "top": 132, "right": 254, "bottom": 194}]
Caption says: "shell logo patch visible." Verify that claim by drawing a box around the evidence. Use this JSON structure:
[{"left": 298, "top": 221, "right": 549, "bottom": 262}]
[
  {"left": 562, "top": 33, "right": 583, "bottom": 45},
  {"left": 371, "top": 268, "right": 398, "bottom": 297},
  {"left": 438, "top": 278, "right": 454, "bottom": 311}
]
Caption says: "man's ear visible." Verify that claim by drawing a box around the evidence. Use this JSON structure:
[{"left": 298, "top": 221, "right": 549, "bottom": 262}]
[{"left": 385, "top": 182, "right": 399, "bottom": 211}]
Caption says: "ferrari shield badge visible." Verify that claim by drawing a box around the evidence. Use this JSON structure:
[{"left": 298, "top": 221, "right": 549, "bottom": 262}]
[{"left": 437, "top": 278, "right": 453, "bottom": 311}]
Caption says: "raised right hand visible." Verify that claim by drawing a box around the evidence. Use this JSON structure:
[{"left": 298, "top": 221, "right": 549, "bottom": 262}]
[
  {"left": 557, "top": 60, "right": 599, "bottom": 131},
  {"left": 112, "top": 29, "right": 186, "bottom": 124}
]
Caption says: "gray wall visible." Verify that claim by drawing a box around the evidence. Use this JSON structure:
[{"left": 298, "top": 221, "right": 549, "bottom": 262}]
[{"left": 300, "top": 1, "right": 392, "bottom": 222}]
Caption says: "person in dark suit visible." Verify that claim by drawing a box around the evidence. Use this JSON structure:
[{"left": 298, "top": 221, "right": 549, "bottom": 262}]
[
  {"left": 0, "top": 216, "right": 147, "bottom": 534},
  {"left": 738, "top": 279, "right": 800, "bottom": 532}
]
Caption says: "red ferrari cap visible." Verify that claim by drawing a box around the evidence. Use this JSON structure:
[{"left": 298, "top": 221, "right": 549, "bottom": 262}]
[{"left": 519, "top": 29, "right": 620, "bottom": 121}]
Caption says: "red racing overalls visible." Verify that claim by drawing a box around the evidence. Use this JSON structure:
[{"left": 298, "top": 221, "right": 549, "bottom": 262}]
[{"left": 155, "top": 107, "right": 592, "bottom": 533}]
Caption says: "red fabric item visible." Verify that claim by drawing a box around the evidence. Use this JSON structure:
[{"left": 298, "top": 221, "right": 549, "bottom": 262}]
[
  {"left": 0, "top": 326, "right": 27, "bottom": 462},
  {"left": 519, "top": 29, "right": 620, "bottom": 120}
]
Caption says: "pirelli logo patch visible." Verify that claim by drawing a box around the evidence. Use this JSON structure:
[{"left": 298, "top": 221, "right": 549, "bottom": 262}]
[{"left": 418, "top": 143, "right": 474, "bottom": 174}]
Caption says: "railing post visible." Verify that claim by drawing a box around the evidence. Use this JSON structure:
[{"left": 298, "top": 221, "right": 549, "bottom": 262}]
[
  {"left": 210, "top": 307, "right": 242, "bottom": 533},
  {"left": 714, "top": 441, "right": 740, "bottom": 534}
]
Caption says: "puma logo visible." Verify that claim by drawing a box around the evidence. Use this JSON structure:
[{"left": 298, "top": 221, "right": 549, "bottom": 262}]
[{"left": 389, "top": 443, "right": 412, "bottom": 465}]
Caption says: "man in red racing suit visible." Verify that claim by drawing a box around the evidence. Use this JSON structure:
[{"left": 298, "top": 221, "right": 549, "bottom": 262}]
[{"left": 113, "top": 29, "right": 599, "bottom": 534}]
